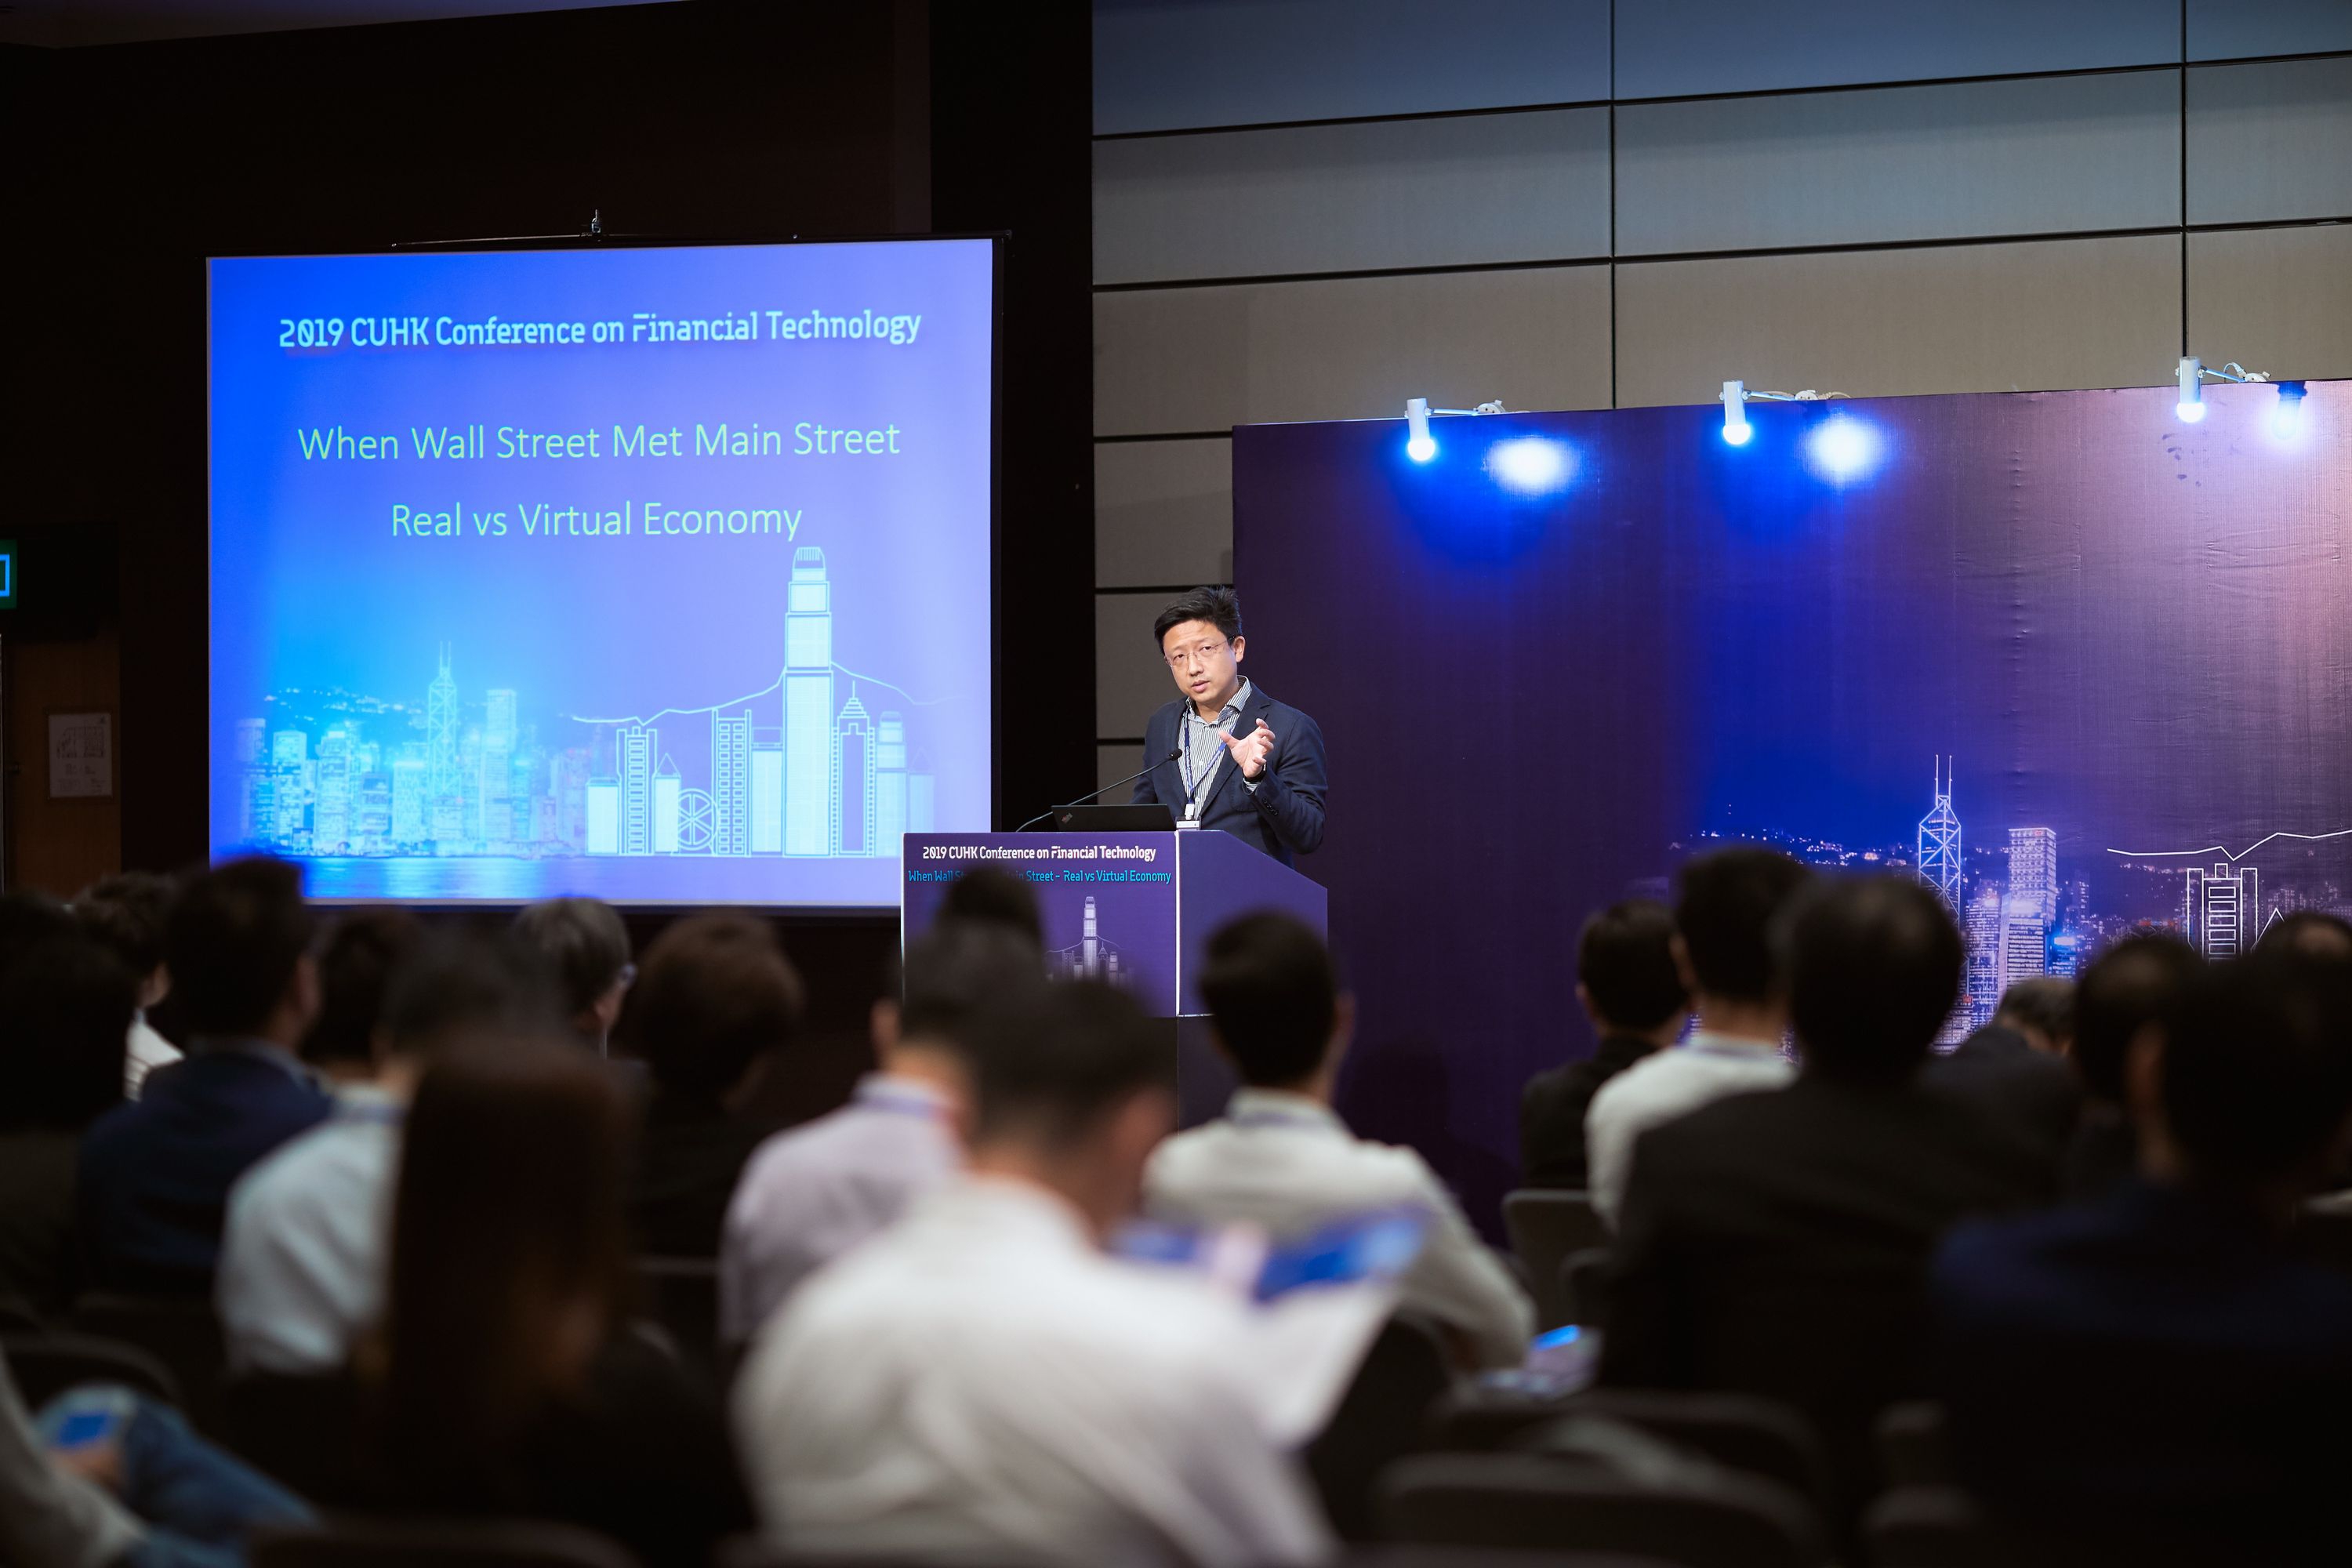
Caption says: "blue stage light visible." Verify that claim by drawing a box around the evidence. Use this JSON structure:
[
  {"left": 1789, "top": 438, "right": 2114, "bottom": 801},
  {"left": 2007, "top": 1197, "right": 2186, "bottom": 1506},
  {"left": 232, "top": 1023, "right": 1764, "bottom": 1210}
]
[
  {"left": 1405, "top": 397, "right": 1436, "bottom": 463},
  {"left": 1485, "top": 435, "right": 1574, "bottom": 495},
  {"left": 2271, "top": 381, "right": 2307, "bottom": 440},
  {"left": 2176, "top": 356, "right": 2205, "bottom": 423},
  {"left": 1803, "top": 413, "right": 1882, "bottom": 485},
  {"left": 1721, "top": 380, "right": 1751, "bottom": 445}
]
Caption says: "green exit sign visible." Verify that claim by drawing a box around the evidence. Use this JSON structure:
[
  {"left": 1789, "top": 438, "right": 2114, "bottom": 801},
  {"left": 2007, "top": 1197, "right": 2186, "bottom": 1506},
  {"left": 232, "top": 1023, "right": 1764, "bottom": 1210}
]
[{"left": 0, "top": 539, "right": 14, "bottom": 611}]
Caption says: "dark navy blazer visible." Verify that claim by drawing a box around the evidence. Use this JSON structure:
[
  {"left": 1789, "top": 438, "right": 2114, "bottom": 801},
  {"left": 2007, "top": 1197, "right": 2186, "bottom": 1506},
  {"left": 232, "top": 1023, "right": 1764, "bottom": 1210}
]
[{"left": 1130, "top": 684, "right": 1327, "bottom": 866}]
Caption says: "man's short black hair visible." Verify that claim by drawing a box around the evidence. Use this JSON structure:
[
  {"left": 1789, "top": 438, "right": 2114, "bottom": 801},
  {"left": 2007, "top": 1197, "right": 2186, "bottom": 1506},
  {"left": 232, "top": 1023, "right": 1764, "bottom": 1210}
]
[
  {"left": 2073, "top": 933, "right": 2202, "bottom": 1103},
  {"left": 168, "top": 856, "right": 314, "bottom": 1037},
  {"left": 621, "top": 913, "right": 805, "bottom": 1099},
  {"left": 1199, "top": 913, "right": 1338, "bottom": 1087},
  {"left": 1152, "top": 586, "right": 1243, "bottom": 648},
  {"left": 379, "top": 929, "right": 556, "bottom": 1063},
  {"left": 1784, "top": 876, "right": 1963, "bottom": 1083},
  {"left": 2256, "top": 909, "right": 2352, "bottom": 963},
  {"left": 1991, "top": 976, "right": 2074, "bottom": 1045},
  {"left": 2162, "top": 950, "right": 2352, "bottom": 1185},
  {"left": 510, "top": 898, "right": 632, "bottom": 1020},
  {"left": 302, "top": 908, "right": 426, "bottom": 1069},
  {"left": 900, "top": 920, "right": 1046, "bottom": 1048},
  {"left": 1675, "top": 848, "right": 1812, "bottom": 1003},
  {"left": 0, "top": 936, "right": 136, "bottom": 1133},
  {"left": 74, "top": 873, "right": 178, "bottom": 979},
  {"left": 968, "top": 979, "right": 1171, "bottom": 1150},
  {"left": 1578, "top": 900, "right": 1689, "bottom": 1033},
  {"left": 938, "top": 866, "right": 1044, "bottom": 953}
]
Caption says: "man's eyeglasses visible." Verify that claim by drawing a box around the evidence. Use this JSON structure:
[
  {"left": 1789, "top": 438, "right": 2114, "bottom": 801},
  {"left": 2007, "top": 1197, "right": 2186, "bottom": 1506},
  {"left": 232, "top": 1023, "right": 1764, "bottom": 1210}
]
[{"left": 1164, "top": 639, "right": 1230, "bottom": 670}]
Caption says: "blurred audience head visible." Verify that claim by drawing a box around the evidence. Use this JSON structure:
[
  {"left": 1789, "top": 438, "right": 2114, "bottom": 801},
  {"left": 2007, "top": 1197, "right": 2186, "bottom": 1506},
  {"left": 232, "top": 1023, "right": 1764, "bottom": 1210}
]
[
  {"left": 373, "top": 1040, "right": 633, "bottom": 1504},
  {"left": 0, "top": 935, "right": 136, "bottom": 1134},
  {"left": 376, "top": 931, "right": 563, "bottom": 1083},
  {"left": 1577, "top": 898, "right": 1690, "bottom": 1043},
  {"left": 2073, "top": 933, "right": 2202, "bottom": 1106},
  {"left": 621, "top": 913, "right": 804, "bottom": 1105},
  {"left": 2255, "top": 909, "right": 2352, "bottom": 965},
  {"left": 938, "top": 866, "right": 1045, "bottom": 952},
  {"left": 0, "top": 888, "right": 76, "bottom": 978},
  {"left": 167, "top": 855, "right": 318, "bottom": 1045},
  {"left": 510, "top": 897, "right": 633, "bottom": 1051},
  {"left": 299, "top": 909, "right": 426, "bottom": 1079},
  {"left": 1991, "top": 976, "right": 2074, "bottom": 1055},
  {"left": 1784, "top": 875, "right": 1964, "bottom": 1086},
  {"left": 966, "top": 979, "right": 1174, "bottom": 1238},
  {"left": 879, "top": 920, "right": 1046, "bottom": 1087},
  {"left": 74, "top": 871, "right": 178, "bottom": 1011},
  {"left": 2137, "top": 950, "right": 2352, "bottom": 1201},
  {"left": 1199, "top": 912, "right": 1347, "bottom": 1091},
  {"left": 1674, "top": 847, "right": 1812, "bottom": 1021}
]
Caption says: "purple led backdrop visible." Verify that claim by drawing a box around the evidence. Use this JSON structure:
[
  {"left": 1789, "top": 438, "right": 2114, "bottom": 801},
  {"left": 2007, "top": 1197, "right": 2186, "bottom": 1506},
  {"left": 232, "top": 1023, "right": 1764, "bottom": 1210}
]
[{"left": 1236, "top": 379, "right": 2352, "bottom": 1231}]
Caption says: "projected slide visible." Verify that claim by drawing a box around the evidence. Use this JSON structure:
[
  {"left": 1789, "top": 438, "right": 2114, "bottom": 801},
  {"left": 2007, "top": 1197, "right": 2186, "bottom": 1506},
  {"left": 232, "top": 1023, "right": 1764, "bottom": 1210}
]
[{"left": 209, "top": 240, "right": 994, "bottom": 906}]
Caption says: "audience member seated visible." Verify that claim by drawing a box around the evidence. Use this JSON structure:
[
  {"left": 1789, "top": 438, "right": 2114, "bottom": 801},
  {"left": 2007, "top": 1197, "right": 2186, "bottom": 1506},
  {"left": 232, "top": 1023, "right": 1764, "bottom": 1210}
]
[
  {"left": 1921, "top": 976, "right": 2082, "bottom": 1159},
  {"left": 78, "top": 858, "right": 334, "bottom": 1296},
  {"left": 720, "top": 920, "right": 1034, "bottom": 1345},
  {"left": 736, "top": 981, "right": 1332, "bottom": 1568},
  {"left": 510, "top": 897, "right": 633, "bottom": 1055},
  {"left": 619, "top": 914, "right": 802, "bottom": 1257},
  {"left": 75, "top": 873, "right": 183, "bottom": 1098},
  {"left": 1519, "top": 899, "right": 1690, "bottom": 1190},
  {"left": 218, "top": 935, "right": 557, "bottom": 1374},
  {"left": 1935, "top": 950, "right": 2352, "bottom": 1566},
  {"left": 1148, "top": 913, "right": 1532, "bottom": 1370},
  {"left": 937, "top": 863, "right": 1047, "bottom": 949},
  {"left": 0, "top": 938, "right": 136, "bottom": 1319},
  {"left": 1601, "top": 876, "right": 2047, "bottom": 1525},
  {"left": 2256, "top": 907, "right": 2352, "bottom": 962},
  {"left": 1584, "top": 848, "right": 1811, "bottom": 1226},
  {"left": 361, "top": 1044, "right": 753, "bottom": 1568},
  {"left": 295, "top": 909, "right": 424, "bottom": 1087},
  {"left": 2, "top": 1342, "right": 312, "bottom": 1567},
  {"left": 2060, "top": 934, "right": 2200, "bottom": 1203}
]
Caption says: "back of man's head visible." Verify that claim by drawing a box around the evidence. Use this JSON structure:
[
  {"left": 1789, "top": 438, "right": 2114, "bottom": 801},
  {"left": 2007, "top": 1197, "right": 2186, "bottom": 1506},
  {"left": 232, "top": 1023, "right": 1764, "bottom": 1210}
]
[
  {"left": 1785, "top": 876, "right": 1963, "bottom": 1085},
  {"left": 2255, "top": 909, "right": 2352, "bottom": 964},
  {"left": 303, "top": 909, "right": 426, "bottom": 1073},
  {"left": 0, "top": 935, "right": 137, "bottom": 1134},
  {"left": 2074, "top": 934, "right": 2202, "bottom": 1105},
  {"left": 1991, "top": 976, "right": 2074, "bottom": 1052},
  {"left": 938, "top": 868, "right": 1045, "bottom": 953},
  {"left": 899, "top": 920, "right": 1046, "bottom": 1053},
  {"left": 510, "top": 898, "right": 632, "bottom": 1024},
  {"left": 1578, "top": 900, "right": 1688, "bottom": 1034},
  {"left": 967, "top": 979, "right": 1170, "bottom": 1154},
  {"left": 622, "top": 913, "right": 804, "bottom": 1100},
  {"left": 1199, "top": 913, "right": 1338, "bottom": 1088},
  {"left": 2159, "top": 951, "right": 2352, "bottom": 1189},
  {"left": 74, "top": 873, "right": 177, "bottom": 986},
  {"left": 1675, "top": 848, "right": 1812, "bottom": 1004},
  {"left": 379, "top": 931, "right": 561, "bottom": 1065},
  {"left": 168, "top": 856, "right": 314, "bottom": 1039}
]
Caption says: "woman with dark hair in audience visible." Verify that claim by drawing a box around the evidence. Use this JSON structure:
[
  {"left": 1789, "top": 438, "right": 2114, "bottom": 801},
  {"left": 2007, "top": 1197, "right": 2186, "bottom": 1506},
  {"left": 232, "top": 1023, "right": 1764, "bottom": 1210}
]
[{"left": 360, "top": 1041, "right": 753, "bottom": 1566}]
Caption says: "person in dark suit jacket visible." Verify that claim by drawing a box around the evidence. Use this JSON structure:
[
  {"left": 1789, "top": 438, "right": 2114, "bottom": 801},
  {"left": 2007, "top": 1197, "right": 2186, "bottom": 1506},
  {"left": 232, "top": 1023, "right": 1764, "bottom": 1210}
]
[
  {"left": 1935, "top": 949, "right": 2352, "bottom": 1566},
  {"left": 1519, "top": 899, "right": 1689, "bottom": 1189},
  {"left": 78, "top": 858, "right": 333, "bottom": 1295},
  {"left": 1600, "top": 876, "right": 2047, "bottom": 1529},
  {"left": 2058, "top": 934, "right": 2201, "bottom": 1203},
  {"left": 1131, "top": 586, "right": 1326, "bottom": 866},
  {"left": 1922, "top": 977, "right": 2082, "bottom": 1160}
]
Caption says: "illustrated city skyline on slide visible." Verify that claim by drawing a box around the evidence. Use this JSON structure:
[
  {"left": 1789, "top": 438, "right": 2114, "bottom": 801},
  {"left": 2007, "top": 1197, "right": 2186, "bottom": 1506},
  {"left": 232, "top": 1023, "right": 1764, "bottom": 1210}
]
[{"left": 227, "top": 546, "right": 942, "bottom": 865}]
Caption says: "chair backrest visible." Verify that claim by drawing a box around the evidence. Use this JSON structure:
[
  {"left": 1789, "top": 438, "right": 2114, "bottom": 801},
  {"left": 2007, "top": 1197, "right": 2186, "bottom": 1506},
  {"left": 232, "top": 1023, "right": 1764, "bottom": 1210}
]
[
  {"left": 1876, "top": 1401, "right": 1953, "bottom": 1488},
  {"left": 254, "top": 1517, "right": 639, "bottom": 1568},
  {"left": 633, "top": 1255, "right": 720, "bottom": 1373},
  {"left": 1379, "top": 1452, "right": 1820, "bottom": 1568},
  {"left": 1502, "top": 1192, "right": 1609, "bottom": 1332},
  {"left": 67, "top": 1292, "right": 227, "bottom": 1435},
  {"left": 1560, "top": 1247, "right": 1611, "bottom": 1328},
  {"left": 1, "top": 1330, "right": 182, "bottom": 1409},
  {"left": 1341, "top": 1547, "right": 1679, "bottom": 1568},
  {"left": 1548, "top": 1388, "right": 1835, "bottom": 1530},
  {"left": 1863, "top": 1485, "right": 2083, "bottom": 1568},
  {"left": 1305, "top": 1312, "right": 1457, "bottom": 1540},
  {"left": 2293, "top": 1200, "right": 2352, "bottom": 1275}
]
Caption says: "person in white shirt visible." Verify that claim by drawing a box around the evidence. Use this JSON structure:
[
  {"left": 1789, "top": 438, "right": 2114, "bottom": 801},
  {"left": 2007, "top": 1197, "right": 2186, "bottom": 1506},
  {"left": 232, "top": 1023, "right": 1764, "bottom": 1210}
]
[
  {"left": 720, "top": 919, "right": 1040, "bottom": 1344},
  {"left": 218, "top": 933, "right": 554, "bottom": 1374},
  {"left": 1586, "top": 846, "right": 1813, "bottom": 1228},
  {"left": 74, "top": 872, "right": 182, "bottom": 1098},
  {"left": 735, "top": 979, "right": 1333, "bottom": 1568},
  {"left": 1146, "top": 913, "right": 1532, "bottom": 1370}
]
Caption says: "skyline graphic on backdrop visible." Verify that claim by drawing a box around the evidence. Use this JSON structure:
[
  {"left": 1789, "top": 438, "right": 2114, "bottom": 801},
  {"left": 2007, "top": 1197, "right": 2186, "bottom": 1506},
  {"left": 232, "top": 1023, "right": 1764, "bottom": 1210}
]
[{"left": 228, "top": 546, "right": 940, "bottom": 864}]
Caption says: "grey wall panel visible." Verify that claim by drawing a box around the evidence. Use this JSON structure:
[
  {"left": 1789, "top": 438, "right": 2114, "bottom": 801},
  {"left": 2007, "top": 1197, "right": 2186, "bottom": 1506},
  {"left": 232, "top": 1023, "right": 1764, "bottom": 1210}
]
[
  {"left": 2188, "top": 58, "right": 2352, "bottom": 225},
  {"left": 1101, "top": 742, "right": 1147, "bottom": 793},
  {"left": 1095, "top": 265, "right": 1613, "bottom": 437},
  {"left": 1097, "top": 591, "right": 1178, "bottom": 736},
  {"left": 1094, "top": 0, "right": 1609, "bottom": 135},
  {"left": 1618, "top": 71, "right": 2179, "bottom": 256},
  {"left": 1615, "top": 235, "right": 2180, "bottom": 407},
  {"left": 2188, "top": 226, "right": 2352, "bottom": 379},
  {"left": 2190, "top": 0, "right": 2352, "bottom": 61},
  {"left": 1616, "top": 0, "right": 2176, "bottom": 100},
  {"left": 1094, "top": 107, "right": 1610, "bottom": 284},
  {"left": 1096, "top": 440, "right": 1233, "bottom": 588}
]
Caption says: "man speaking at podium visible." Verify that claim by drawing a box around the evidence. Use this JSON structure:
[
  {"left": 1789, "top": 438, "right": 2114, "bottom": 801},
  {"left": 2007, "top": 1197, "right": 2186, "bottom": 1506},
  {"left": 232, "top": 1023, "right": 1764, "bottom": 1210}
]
[{"left": 1131, "top": 587, "right": 1327, "bottom": 866}]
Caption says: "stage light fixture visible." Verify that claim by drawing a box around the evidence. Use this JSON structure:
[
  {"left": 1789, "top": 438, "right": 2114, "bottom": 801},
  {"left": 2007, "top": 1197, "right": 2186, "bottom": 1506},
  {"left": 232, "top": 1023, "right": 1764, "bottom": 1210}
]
[
  {"left": 1721, "top": 380, "right": 1752, "bottom": 445},
  {"left": 1803, "top": 412, "right": 1882, "bottom": 485},
  {"left": 2177, "top": 356, "right": 2205, "bottom": 423},
  {"left": 1486, "top": 435, "right": 1575, "bottom": 495},
  {"left": 1405, "top": 397, "right": 1437, "bottom": 462},
  {"left": 2272, "top": 380, "right": 2307, "bottom": 438}
]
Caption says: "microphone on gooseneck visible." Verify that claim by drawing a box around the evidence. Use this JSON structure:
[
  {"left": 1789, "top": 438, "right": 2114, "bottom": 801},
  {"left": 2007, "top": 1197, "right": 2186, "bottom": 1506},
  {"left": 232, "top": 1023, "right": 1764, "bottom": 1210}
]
[{"left": 1013, "top": 749, "right": 1181, "bottom": 833}]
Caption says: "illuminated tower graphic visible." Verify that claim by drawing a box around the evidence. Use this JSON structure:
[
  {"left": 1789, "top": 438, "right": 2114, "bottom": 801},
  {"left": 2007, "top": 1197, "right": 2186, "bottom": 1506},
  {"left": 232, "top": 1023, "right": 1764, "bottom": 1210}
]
[
  {"left": 391, "top": 754, "right": 427, "bottom": 844},
  {"left": 785, "top": 547, "right": 834, "bottom": 855},
  {"left": 426, "top": 645, "right": 461, "bottom": 808},
  {"left": 619, "top": 724, "right": 655, "bottom": 855},
  {"left": 2186, "top": 863, "right": 2260, "bottom": 957},
  {"left": 314, "top": 730, "right": 353, "bottom": 852},
  {"left": 876, "top": 710, "right": 908, "bottom": 855},
  {"left": 834, "top": 687, "right": 877, "bottom": 855},
  {"left": 750, "top": 739, "right": 785, "bottom": 853},
  {"left": 1965, "top": 884, "right": 2004, "bottom": 1028},
  {"left": 2001, "top": 826, "right": 2058, "bottom": 992},
  {"left": 1915, "top": 757, "right": 1962, "bottom": 914},
  {"left": 1049, "top": 895, "right": 1130, "bottom": 985},
  {"left": 713, "top": 710, "right": 752, "bottom": 856},
  {"left": 652, "top": 756, "right": 682, "bottom": 855},
  {"left": 485, "top": 688, "right": 518, "bottom": 751}
]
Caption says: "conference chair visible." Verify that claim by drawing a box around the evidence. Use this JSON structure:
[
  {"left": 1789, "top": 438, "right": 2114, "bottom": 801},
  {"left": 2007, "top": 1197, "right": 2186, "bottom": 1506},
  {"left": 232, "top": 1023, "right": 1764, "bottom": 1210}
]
[
  {"left": 67, "top": 1292, "right": 228, "bottom": 1435},
  {"left": 1377, "top": 1452, "right": 1822, "bottom": 1568},
  {"left": 1501, "top": 1191, "right": 1608, "bottom": 1332},
  {"left": 1, "top": 1330, "right": 181, "bottom": 1409},
  {"left": 1339, "top": 1551, "right": 1675, "bottom": 1568},
  {"left": 633, "top": 1254, "right": 720, "bottom": 1374},
  {"left": 1560, "top": 1247, "right": 1611, "bottom": 1328},
  {"left": 1305, "top": 1312, "right": 1456, "bottom": 1539},
  {"left": 1875, "top": 1401, "right": 1954, "bottom": 1487},
  {"left": 1862, "top": 1486, "right": 2079, "bottom": 1568},
  {"left": 254, "top": 1518, "right": 639, "bottom": 1568},
  {"left": 1527, "top": 1389, "right": 1835, "bottom": 1534}
]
